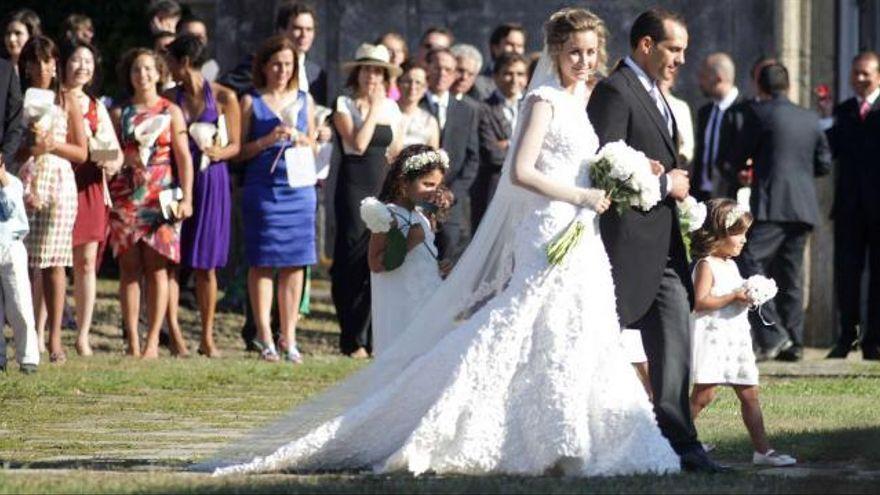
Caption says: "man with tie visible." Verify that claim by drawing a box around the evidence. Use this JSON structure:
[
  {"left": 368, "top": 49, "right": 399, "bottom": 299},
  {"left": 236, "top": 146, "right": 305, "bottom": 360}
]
[
  {"left": 826, "top": 51, "right": 880, "bottom": 360},
  {"left": 421, "top": 47, "right": 480, "bottom": 262},
  {"left": 692, "top": 52, "right": 746, "bottom": 201}
]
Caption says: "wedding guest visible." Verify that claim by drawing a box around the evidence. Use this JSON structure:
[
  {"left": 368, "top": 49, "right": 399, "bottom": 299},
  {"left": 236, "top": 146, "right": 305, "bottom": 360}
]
[
  {"left": 659, "top": 74, "right": 694, "bottom": 166},
  {"left": 826, "top": 51, "right": 880, "bottom": 361},
  {"left": 397, "top": 62, "right": 439, "bottom": 148},
  {"left": 421, "top": 47, "right": 479, "bottom": 262},
  {"left": 732, "top": 63, "right": 832, "bottom": 362},
  {"left": 0, "top": 58, "right": 22, "bottom": 171},
  {"left": 164, "top": 34, "right": 240, "bottom": 358},
  {"left": 472, "top": 51, "right": 527, "bottom": 228},
  {"left": 331, "top": 43, "right": 403, "bottom": 358},
  {"left": 474, "top": 22, "right": 527, "bottom": 100},
  {"left": 108, "top": 48, "right": 193, "bottom": 358},
  {"left": 148, "top": 0, "right": 182, "bottom": 36},
  {"left": 0, "top": 155, "right": 39, "bottom": 374},
  {"left": 413, "top": 26, "right": 453, "bottom": 67},
  {"left": 62, "top": 14, "right": 95, "bottom": 46},
  {"left": 692, "top": 52, "right": 746, "bottom": 201},
  {"left": 219, "top": 1, "right": 327, "bottom": 105},
  {"left": 239, "top": 35, "right": 316, "bottom": 363},
  {"left": 16, "top": 36, "right": 88, "bottom": 364},
  {"left": 61, "top": 40, "right": 123, "bottom": 357},
  {"left": 366, "top": 145, "right": 448, "bottom": 355},
  {"left": 689, "top": 198, "right": 797, "bottom": 467},
  {"left": 377, "top": 32, "right": 407, "bottom": 101},
  {"left": 2, "top": 9, "right": 42, "bottom": 74},
  {"left": 175, "top": 14, "right": 221, "bottom": 82},
  {"left": 450, "top": 44, "right": 482, "bottom": 103}
]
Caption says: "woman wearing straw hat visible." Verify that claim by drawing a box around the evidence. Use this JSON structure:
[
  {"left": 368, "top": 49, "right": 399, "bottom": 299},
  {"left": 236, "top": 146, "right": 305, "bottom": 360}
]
[{"left": 331, "top": 43, "right": 404, "bottom": 359}]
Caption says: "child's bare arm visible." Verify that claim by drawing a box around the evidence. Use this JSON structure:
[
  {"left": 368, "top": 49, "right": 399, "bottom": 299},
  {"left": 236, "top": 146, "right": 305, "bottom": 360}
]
[
  {"left": 693, "top": 260, "right": 749, "bottom": 312},
  {"left": 367, "top": 232, "right": 388, "bottom": 273}
]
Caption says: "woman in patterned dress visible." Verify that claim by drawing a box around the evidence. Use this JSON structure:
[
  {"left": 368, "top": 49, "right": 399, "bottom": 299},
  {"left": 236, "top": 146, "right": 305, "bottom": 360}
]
[
  {"left": 109, "top": 48, "right": 193, "bottom": 359},
  {"left": 163, "top": 34, "right": 240, "bottom": 358},
  {"left": 61, "top": 40, "right": 123, "bottom": 357},
  {"left": 15, "top": 35, "right": 88, "bottom": 363}
]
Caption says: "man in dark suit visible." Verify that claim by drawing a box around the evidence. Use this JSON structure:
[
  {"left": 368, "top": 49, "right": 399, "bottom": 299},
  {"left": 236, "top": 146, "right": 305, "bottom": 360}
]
[
  {"left": 0, "top": 57, "right": 23, "bottom": 172},
  {"left": 826, "top": 51, "right": 880, "bottom": 360},
  {"left": 473, "top": 22, "right": 527, "bottom": 102},
  {"left": 472, "top": 52, "right": 527, "bottom": 229},
  {"left": 218, "top": 1, "right": 327, "bottom": 104},
  {"left": 732, "top": 63, "right": 833, "bottom": 362},
  {"left": 588, "top": 9, "right": 722, "bottom": 473},
  {"left": 692, "top": 52, "right": 746, "bottom": 201},
  {"left": 421, "top": 47, "right": 480, "bottom": 262}
]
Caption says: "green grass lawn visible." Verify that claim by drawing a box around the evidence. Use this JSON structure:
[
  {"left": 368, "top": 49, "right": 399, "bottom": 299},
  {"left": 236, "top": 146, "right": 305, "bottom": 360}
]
[{"left": 0, "top": 277, "right": 879, "bottom": 493}]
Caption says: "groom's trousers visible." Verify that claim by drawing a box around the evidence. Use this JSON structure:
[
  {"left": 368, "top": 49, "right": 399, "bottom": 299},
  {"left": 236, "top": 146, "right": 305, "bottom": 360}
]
[{"left": 635, "top": 266, "right": 700, "bottom": 455}]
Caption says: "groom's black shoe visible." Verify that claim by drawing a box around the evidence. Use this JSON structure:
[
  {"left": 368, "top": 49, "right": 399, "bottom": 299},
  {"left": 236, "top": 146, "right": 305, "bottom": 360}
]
[
  {"left": 680, "top": 448, "right": 730, "bottom": 474},
  {"left": 755, "top": 338, "right": 793, "bottom": 362}
]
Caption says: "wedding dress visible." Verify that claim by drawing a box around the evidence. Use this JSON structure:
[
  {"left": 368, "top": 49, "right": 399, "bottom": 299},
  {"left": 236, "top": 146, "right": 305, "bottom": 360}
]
[{"left": 209, "top": 53, "right": 680, "bottom": 477}]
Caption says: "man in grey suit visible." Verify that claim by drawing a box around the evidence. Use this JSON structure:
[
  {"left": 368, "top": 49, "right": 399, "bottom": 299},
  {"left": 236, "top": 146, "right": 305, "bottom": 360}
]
[
  {"left": 421, "top": 48, "right": 480, "bottom": 262},
  {"left": 733, "top": 63, "right": 833, "bottom": 362}
]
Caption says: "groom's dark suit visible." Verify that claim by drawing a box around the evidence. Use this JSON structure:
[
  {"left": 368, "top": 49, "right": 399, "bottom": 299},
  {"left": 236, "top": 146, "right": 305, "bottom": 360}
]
[{"left": 587, "top": 60, "right": 699, "bottom": 455}]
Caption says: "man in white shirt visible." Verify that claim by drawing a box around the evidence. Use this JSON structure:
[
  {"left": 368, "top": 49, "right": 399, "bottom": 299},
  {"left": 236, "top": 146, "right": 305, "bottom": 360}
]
[
  {"left": 692, "top": 52, "right": 745, "bottom": 200},
  {"left": 421, "top": 48, "right": 480, "bottom": 262}
]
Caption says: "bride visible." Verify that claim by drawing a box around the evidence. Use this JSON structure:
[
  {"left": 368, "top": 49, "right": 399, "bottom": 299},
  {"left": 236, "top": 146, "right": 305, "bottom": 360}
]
[{"left": 212, "top": 8, "right": 680, "bottom": 476}]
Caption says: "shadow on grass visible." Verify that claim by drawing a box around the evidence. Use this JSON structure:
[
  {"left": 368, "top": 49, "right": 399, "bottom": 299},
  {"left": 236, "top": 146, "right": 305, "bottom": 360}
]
[
  {"left": 1, "top": 458, "right": 189, "bottom": 471},
  {"left": 713, "top": 425, "right": 880, "bottom": 466}
]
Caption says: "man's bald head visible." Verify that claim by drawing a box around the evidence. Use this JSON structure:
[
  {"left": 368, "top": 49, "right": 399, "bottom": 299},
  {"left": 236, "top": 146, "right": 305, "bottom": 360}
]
[{"left": 698, "top": 52, "right": 736, "bottom": 99}]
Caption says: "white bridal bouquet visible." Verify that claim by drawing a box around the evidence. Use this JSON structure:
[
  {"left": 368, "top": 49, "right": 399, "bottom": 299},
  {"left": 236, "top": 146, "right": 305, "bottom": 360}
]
[
  {"left": 677, "top": 195, "right": 707, "bottom": 260},
  {"left": 547, "top": 141, "right": 661, "bottom": 265},
  {"left": 359, "top": 197, "right": 393, "bottom": 233},
  {"left": 743, "top": 275, "right": 778, "bottom": 307},
  {"left": 133, "top": 113, "right": 171, "bottom": 168}
]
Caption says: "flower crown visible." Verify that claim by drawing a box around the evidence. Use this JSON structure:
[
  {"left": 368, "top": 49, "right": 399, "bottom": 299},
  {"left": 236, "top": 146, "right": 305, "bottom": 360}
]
[
  {"left": 724, "top": 204, "right": 749, "bottom": 230},
  {"left": 402, "top": 149, "right": 450, "bottom": 174}
]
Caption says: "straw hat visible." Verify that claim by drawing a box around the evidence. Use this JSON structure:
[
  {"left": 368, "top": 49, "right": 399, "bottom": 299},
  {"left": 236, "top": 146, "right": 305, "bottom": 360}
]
[{"left": 342, "top": 43, "right": 402, "bottom": 78}]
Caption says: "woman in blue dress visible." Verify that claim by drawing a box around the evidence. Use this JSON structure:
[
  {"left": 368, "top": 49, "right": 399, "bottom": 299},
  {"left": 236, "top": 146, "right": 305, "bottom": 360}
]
[{"left": 238, "top": 35, "right": 316, "bottom": 363}]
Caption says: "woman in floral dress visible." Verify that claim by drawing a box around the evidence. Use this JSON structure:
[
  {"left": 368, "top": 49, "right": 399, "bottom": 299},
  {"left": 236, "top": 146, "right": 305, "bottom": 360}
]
[{"left": 109, "top": 48, "right": 193, "bottom": 359}]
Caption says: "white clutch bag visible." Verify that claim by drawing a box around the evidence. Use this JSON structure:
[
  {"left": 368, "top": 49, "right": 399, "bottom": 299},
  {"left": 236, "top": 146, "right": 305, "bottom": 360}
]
[{"left": 285, "top": 146, "right": 317, "bottom": 188}]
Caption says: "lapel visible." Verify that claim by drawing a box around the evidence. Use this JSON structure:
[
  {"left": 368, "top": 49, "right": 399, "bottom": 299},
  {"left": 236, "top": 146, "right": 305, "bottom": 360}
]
[
  {"left": 487, "top": 93, "right": 512, "bottom": 136},
  {"left": 441, "top": 97, "right": 460, "bottom": 145},
  {"left": 616, "top": 62, "right": 677, "bottom": 158}
]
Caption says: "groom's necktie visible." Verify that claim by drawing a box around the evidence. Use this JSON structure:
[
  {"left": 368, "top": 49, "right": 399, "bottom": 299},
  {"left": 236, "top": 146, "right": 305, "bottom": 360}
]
[{"left": 650, "top": 85, "right": 674, "bottom": 137}]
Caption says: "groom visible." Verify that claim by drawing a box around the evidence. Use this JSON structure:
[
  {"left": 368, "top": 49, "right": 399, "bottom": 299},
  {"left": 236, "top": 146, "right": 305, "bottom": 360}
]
[{"left": 587, "top": 9, "right": 723, "bottom": 473}]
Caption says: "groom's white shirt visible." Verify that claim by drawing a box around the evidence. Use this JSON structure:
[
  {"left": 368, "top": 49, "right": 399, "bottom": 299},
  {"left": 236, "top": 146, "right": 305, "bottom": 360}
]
[{"left": 622, "top": 56, "right": 674, "bottom": 198}]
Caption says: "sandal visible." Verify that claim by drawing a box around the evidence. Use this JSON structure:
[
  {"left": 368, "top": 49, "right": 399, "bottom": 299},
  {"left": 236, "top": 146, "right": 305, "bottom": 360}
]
[
  {"left": 254, "top": 340, "right": 279, "bottom": 362},
  {"left": 282, "top": 345, "right": 304, "bottom": 364}
]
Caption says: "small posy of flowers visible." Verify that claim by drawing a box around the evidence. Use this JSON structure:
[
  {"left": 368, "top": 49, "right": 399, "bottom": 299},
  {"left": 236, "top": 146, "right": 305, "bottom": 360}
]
[
  {"left": 133, "top": 114, "right": 171, "bottom": 168},
  {"left": 588, "top": 140, "right": 661, "bottom": 213},
  {"left": 403, "top": 149, "right": 450, "bottom": 174},
  {"left": 189, "top": 122, "right": 218, "bottom": 171},
  {"left": 743, "top": 275, "right": 778, "bottom": 307},
  {"left": 677, "top": 195, "right": 707, "bottom": 260},
  {"left": 359, "top": 196, "right": 393, "bottom": 233}
]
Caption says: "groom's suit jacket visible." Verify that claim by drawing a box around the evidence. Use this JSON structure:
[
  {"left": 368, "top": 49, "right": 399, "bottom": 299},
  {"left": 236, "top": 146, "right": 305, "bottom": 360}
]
[{"left": 587, "top": 61, "right": 694, "bottom": 326}]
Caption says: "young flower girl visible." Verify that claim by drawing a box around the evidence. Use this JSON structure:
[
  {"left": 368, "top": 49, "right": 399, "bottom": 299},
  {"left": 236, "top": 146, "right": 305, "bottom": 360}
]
[
  {"left": 361, "top": 144, "right": 452, "bottom": 356},
  {"left": 689, "top": 199, "right": 796, "bottom": 467}
]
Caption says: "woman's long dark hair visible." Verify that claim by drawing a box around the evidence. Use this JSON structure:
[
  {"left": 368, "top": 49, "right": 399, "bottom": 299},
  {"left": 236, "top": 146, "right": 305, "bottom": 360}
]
[
  {"left": 18, "top": 35, "right": 60, "bottom": 94},
  {"left": 60, "top": 39, "right": 102, "bottom": 98}
]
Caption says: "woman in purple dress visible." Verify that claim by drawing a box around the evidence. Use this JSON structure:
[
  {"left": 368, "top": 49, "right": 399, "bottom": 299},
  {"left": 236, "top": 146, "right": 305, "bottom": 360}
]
[{"left": 164, "top": 34, "right": 240, "bottom": 357}]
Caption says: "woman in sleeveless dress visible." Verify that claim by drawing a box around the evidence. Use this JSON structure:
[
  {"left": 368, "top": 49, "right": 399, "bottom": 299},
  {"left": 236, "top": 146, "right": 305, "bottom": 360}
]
[
  {"left": 61, "top": 40, "right": 123, "bottom": 358},
  {"left": 331, "top": 43, "right": 403, "bottom": 358},
  {"left": 238, "top": 35, "right": 316, "bottom": 363},
  {"left": 164, "top": 34, "right": 240, "bottom": 358},
  {"left": 16, "top": 36, "right": 88, "bottom": 364},
  {"left": 109, "top": 48, "right": 194, "bottom": 359},
  {"left": 212, "top": 9, "right": 679, "bottom": 477}
]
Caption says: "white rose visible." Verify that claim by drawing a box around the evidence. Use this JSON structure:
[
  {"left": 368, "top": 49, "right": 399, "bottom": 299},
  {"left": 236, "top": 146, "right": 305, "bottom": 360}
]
[{"left": 360, "top": 197, "right": 393, "bottom": 233}]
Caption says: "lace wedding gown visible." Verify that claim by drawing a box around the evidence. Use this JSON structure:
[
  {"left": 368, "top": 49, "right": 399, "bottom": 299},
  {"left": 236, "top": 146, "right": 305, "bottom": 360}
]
[{"left": 213, "top": 81, "right": 680, "bottom": 477}]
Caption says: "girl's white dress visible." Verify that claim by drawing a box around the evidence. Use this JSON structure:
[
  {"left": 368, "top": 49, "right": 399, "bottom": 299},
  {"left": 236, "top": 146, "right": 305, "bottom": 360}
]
[
  {"left": 370, "top": 203, "right": 442, "bottom": 356},
  {"left": 692, "top": 256, "right": 760, "bottom": 386}
]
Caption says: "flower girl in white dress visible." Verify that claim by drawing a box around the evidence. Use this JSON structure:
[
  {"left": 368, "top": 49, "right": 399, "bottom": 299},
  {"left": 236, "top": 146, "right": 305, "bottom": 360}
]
[
  {"left": 361, "top": 145, "right": 451, "bottom": 355},
  {"left": 689, "top": 199, "right": 796, "bottom": 467}
]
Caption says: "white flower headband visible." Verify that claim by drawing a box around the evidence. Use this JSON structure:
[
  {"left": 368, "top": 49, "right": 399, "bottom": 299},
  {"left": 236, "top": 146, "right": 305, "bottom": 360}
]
[
  {"left": 724, "top": 205, "right": 749, "bottom": 230},
  {"left": 402, "top": 149, "right": 450, "bottom": 174}
]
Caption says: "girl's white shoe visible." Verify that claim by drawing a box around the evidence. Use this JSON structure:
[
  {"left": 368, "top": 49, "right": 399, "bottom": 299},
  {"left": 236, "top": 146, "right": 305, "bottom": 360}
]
[{"left": 753, "top": 450, "right": 797, "bottom": 467}]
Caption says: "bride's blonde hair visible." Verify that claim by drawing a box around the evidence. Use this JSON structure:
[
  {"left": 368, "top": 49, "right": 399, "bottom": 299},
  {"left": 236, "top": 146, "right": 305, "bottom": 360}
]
[{"left": 544, "top": 8, "right": 608, "bottom": 79}]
